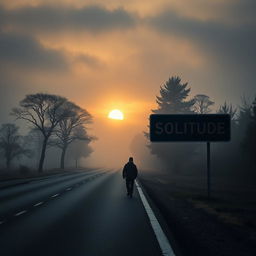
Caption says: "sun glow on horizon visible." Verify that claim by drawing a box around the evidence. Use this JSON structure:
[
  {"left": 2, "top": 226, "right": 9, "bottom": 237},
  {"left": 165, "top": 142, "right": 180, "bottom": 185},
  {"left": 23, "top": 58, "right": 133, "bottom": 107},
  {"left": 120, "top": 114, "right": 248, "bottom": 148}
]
[{"left": 108, "top": 109, "right": 124, "bottom": 120}]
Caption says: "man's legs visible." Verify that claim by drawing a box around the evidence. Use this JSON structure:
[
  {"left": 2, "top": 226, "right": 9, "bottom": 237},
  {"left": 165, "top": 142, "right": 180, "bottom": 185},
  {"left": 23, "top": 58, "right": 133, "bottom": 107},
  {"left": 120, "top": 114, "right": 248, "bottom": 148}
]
[
  {"left": 126, "top": 179, "right": 134, "bottom": 197},
  {"left": 130, "top": 179, "right": 134, "bottom": 197},
  {"left": 126, "top": 179, "right": 131, "bottom": 196}
]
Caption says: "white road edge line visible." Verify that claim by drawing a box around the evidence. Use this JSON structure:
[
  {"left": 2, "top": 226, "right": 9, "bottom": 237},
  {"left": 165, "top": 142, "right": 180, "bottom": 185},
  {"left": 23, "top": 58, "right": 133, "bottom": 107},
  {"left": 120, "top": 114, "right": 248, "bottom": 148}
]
[
  {"left": 135, "top": 180, "right": 176, "bottom": 256},
  {"left": 33, "top": 202, "right": 44, "bottom": 207},
  {"left": 66, "top": 187, "right": 72, "bottom": 191},
  {"left": 14, "top": 210, "right": 27, "bottom": 217},
  {"left": 51, "top": 193, "right": 59, "bottom": 198}
]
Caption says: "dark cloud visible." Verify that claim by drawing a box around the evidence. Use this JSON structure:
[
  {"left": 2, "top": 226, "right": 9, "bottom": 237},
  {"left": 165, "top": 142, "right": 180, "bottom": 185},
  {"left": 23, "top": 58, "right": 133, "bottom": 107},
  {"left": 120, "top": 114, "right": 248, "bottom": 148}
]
[
  {"left": 0, "top": 75, "right": 25, "bottom": 123},
  {"left": 0, "top": 5, "right": 136, "bottom": 33},
  {"left": 149, "top": 10, "right": 256, "bottom": 77},
  {"left": 0, "top": 32, "right": 67, "bottom": 70},
  {"left": 222, "top": 0, "right": 256, "bottom": 25}
]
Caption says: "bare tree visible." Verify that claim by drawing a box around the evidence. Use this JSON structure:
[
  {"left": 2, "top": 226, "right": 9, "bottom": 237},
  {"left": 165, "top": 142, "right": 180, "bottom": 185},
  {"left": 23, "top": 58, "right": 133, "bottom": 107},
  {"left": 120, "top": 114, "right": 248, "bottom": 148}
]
[
  {"left": 0, "top": 123, "right": 29, "bottom": 169},
  {"left": 51, "top": 102, "right": 93, "bottom": 169},
  {"left": 11, "top": 93, "right": 70, "bottom": 172},
  {"left": 26, "top": 128, "right": 45, "bottom": 168},
  {"left": 68, "top": 139, "right": 93, "bottom": 168},
  {"left": 193, "top": 94, "right": 214, "bottom": 114}
]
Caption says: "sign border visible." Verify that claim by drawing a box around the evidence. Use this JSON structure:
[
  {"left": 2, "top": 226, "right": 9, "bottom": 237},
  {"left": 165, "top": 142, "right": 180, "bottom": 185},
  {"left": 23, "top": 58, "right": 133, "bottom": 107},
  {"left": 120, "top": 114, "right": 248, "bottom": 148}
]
[{"left": 149, "top": 114, "right": 231, "bottom": 142}]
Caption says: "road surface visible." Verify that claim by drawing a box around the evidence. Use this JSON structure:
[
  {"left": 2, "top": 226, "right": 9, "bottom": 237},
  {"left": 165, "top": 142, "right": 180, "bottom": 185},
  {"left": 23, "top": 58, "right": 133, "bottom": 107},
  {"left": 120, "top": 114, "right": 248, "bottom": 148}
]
[{"left": 0, "top": 169, "right": 176, "bottom": 256}]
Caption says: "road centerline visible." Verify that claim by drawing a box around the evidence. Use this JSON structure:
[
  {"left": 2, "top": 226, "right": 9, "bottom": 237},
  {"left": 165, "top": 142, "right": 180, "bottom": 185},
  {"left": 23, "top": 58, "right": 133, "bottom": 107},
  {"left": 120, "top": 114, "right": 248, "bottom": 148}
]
[
  {"left": 33, "top": 202, "right": 44, "bottom": 207},
  {"left": 51, "top": 193, "right": 60, "bottom": 198},
  {"left": 14, "top": 210, "right": 27, "bottom": 217}
]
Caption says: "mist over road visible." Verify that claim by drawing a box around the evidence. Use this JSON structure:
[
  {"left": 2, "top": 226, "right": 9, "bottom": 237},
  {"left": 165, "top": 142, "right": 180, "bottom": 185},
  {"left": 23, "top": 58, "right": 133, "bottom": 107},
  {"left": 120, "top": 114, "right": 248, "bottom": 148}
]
[{"left": 0, "top": 169, "right": 170, "bottom": 256}]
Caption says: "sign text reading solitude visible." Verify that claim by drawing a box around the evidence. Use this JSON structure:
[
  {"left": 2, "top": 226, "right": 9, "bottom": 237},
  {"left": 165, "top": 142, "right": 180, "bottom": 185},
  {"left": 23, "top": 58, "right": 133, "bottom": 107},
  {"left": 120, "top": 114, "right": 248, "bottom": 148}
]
[{"left": 150, "top": 114, "right": 231, "bottom": 142}]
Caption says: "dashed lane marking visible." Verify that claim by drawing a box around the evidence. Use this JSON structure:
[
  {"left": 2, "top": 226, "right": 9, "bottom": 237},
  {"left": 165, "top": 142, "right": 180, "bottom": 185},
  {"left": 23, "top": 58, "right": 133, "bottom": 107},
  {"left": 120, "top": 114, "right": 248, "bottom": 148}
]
[
  {"left": 51, "top": 193, "right": 59, "bottom": 198},
  {"left": 14, "top": 210, "right": 27, "bottom": 217},
  {"left": 135, "top": 180, "right": 176, "bottom": 256},
  {"left": 33, "top": 202, "right": 44, "bottom": 207},
  {"left": 0, "top": 174, "right": 105, "bottom": 225}
]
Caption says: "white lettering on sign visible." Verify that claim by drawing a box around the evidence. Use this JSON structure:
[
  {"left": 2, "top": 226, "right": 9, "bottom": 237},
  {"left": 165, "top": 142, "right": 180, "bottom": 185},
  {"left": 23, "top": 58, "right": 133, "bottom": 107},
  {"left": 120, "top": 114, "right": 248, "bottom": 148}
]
[{"left": 154, "top": 122, "right": 226, "bottom": 135}]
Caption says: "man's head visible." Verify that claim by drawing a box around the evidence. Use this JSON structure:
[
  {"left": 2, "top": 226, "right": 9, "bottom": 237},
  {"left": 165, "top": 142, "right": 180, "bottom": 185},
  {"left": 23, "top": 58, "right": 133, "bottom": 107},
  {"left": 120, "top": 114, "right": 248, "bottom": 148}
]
[{"left": 129, "top": 157, "right": 133, "bottom": 162}]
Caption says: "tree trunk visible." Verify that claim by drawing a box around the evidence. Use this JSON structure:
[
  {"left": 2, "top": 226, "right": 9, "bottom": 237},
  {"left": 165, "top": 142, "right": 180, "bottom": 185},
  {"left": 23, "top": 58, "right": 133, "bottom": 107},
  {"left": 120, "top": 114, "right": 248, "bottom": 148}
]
[
  {"left": 6, "top": 157, "right": 11, "bottom": 170},
  {"left": 60, "top": 145, "right": 67, "bottom": 169},
  {"left": 38, "top": 139, "right": 48, "bottom": 173}
]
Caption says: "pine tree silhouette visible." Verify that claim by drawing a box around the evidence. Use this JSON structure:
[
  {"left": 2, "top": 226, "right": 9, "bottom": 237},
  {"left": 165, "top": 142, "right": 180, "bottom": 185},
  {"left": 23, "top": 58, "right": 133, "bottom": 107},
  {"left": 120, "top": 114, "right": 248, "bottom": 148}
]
[{"left": 152, "top": 76, "right": 194, "bottom": 114}]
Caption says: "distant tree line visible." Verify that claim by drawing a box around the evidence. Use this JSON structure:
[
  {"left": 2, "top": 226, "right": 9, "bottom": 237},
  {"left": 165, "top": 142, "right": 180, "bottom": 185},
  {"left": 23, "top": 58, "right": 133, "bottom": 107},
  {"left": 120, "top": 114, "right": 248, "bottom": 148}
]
[
  {"left": 146, "top": 76, "right": 256, "bottom": 177},
  {"left": 0, "top": 93, "right": 95, "bottom": 172}
]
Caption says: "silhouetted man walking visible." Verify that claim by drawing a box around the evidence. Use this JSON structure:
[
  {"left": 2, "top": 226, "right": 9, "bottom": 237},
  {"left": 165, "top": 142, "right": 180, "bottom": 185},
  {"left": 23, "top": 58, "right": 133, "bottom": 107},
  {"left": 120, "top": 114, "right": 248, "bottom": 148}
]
[{"left": 123, "top": 157, "right": 138, "bottom": 198}]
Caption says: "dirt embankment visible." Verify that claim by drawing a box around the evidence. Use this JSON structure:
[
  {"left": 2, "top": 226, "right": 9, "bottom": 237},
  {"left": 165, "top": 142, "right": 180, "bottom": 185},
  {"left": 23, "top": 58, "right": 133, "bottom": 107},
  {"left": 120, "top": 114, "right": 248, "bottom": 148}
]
[{"left": 140, "top": 171, "right": 256, "bottom": 256}]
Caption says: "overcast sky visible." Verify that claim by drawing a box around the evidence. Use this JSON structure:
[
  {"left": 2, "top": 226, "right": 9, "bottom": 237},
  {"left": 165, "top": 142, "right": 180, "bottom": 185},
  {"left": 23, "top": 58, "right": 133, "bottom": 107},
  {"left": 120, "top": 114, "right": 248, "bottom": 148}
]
[{"left": 0, "top": 0, "right": 255, "bottom": 167}]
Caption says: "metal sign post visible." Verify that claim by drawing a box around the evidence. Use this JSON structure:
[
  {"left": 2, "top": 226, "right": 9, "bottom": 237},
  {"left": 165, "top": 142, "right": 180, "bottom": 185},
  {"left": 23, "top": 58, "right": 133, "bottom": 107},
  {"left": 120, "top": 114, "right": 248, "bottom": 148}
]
[
  {"left": 207, "top": 142, "right": 211, "bottom": 199},
  {"left": 150, "top": 114, "right": 231, "bottom": 199}
]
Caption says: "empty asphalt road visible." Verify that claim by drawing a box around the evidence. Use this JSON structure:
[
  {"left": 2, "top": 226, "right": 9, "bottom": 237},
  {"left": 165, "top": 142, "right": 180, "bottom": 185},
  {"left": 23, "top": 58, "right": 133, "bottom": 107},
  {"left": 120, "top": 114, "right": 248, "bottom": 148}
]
[{"left": 0, "top": 169, "right": 176, "bottom": 256}]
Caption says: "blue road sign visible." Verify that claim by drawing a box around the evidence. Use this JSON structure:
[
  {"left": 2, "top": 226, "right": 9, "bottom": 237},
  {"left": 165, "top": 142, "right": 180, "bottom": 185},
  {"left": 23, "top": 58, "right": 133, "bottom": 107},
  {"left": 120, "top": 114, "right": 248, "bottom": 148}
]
[{"left": 150, "top": 114, "right": 231, "bottom": 142}]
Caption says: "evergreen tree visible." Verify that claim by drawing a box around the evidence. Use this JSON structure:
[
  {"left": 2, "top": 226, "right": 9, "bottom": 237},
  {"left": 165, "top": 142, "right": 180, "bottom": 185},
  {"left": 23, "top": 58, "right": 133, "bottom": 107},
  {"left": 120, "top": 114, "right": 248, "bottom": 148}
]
[
  {"left": 237, "top": 97, "right": 252, "bottom": 138},
  {"left": 242, "top": 97, "right": 256, "bottom": 167},
  {"left": 152, "top": 76, "right": 195, "bottom": 114},
  {"left": 147, "top": 76, "right": 195, "bottom": 174},
  {"left": 218, "top": 101, "right": 237, "bottom": 120}
]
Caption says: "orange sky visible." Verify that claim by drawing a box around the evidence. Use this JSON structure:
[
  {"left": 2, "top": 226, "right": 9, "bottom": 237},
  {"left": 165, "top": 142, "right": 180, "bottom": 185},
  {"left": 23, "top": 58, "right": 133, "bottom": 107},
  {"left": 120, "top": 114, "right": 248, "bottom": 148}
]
[{"left": 0, "top": 0, "right": 255, "bottom": 167}]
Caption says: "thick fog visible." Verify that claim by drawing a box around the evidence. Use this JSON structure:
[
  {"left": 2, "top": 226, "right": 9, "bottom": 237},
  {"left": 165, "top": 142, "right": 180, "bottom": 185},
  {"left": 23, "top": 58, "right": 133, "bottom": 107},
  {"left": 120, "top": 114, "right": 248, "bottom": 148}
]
[{"left": 0, "top": 0, "right": 255, "bottom": 174}]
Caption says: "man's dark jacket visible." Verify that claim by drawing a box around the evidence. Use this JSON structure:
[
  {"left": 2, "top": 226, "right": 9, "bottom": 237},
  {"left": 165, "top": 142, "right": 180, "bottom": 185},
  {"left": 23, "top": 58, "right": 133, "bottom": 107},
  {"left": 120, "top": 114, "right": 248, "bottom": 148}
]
[{"left": 122, "top": 162, "right": 138, "bottom": 180}]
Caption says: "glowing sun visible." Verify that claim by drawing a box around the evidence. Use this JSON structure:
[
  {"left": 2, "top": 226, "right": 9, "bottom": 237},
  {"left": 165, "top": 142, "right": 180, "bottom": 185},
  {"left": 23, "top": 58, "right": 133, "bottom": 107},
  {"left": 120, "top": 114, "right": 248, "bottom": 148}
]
[{"left": 108, "top": 109, "right": 124, "bottom": 120}]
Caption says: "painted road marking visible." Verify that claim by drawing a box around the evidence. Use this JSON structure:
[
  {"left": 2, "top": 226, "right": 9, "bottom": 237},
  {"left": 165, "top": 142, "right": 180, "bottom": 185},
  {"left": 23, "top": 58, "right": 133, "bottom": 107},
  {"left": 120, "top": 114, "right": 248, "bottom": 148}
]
[
  {"left": 66, "top": 187, "right": 72, "bottom": 191},
  {"left": 14, "top": 210, "right": 27, "bottom": 217},
  {"left": 33, "top": 202, "right": 44, "bottom": 207},
  {"left": 0, "top": 220, "right": 5, "bottom": 225},
  {"left": 135, "top": 180, "right": 176, "bottom": 256},
  {"left": 51, "top": 193, "right": 59, "bottom": 198}
]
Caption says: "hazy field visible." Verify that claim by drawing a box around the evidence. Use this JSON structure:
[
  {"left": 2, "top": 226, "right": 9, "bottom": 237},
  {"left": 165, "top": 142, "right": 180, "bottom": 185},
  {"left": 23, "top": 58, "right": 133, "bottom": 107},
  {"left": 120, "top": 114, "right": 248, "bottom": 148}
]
[{"left": 140, "top": 170, "right": 256, "bottom": 256}]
